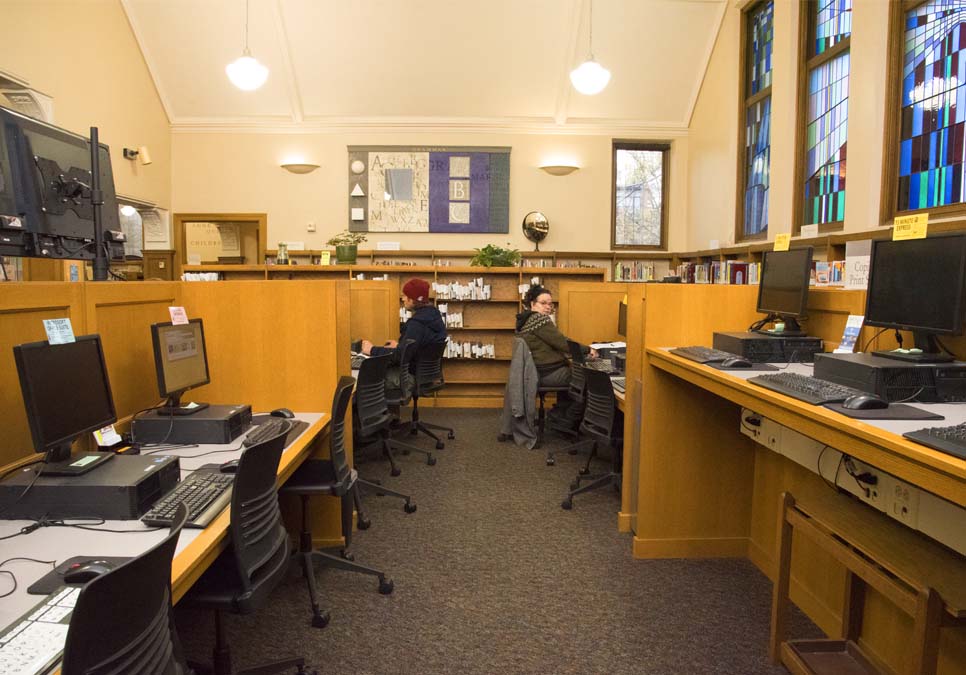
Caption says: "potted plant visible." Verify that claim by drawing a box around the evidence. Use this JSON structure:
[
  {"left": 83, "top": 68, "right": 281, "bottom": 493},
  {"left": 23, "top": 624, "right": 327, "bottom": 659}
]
[
  {"left": 327, "top": 230, "right": 367, "bottom": 264},
  {"left": 469, "top": 243, "right": 521, "bottom": 268}
]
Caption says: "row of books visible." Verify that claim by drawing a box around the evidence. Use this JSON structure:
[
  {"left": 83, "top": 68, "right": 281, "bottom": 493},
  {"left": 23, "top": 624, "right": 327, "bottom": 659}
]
[
  {"left": 613, "top": 261, "right": 656, "bottom": 282},
  {"left": 672, "top": 259, "right": 848, "bottom": 286}
]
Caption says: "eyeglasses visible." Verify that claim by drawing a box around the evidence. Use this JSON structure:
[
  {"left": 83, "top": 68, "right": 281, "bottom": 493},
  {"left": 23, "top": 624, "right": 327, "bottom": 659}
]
[{"left": 534, "top": 300, "right": 554, "bottom": 306}]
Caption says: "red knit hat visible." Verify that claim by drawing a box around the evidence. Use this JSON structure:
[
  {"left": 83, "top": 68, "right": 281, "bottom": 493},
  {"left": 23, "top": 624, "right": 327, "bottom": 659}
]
[{"left": 402, "top": 277, "right": 430, "bottom": 302}]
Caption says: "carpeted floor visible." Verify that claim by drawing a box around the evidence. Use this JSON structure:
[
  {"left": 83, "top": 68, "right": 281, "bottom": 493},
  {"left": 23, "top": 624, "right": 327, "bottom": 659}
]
[{"left": 175, "top": 408, "right": 819, "bottom": 674}]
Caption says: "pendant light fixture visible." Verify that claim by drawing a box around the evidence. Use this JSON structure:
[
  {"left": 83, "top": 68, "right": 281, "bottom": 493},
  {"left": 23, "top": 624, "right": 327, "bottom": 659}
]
[
  {"left": 570, "top": 0, "right": 611, "bottom": 96},
  {"left": 226, "top": 0, "right": 268, "bottom": 91}
]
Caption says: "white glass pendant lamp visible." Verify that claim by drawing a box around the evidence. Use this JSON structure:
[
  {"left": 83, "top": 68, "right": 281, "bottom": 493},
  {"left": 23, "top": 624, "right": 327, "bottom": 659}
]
[
  {"left": 226, "top": 0, "right": 268, "bottom": 91},
  {"left": 570, "top": 0, "right": 610, "bottom": 95}
]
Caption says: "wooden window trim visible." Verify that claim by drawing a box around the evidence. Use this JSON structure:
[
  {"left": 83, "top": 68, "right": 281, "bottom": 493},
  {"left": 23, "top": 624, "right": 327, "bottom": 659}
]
[
  {"left": 881, "top": 0, "right": 966, "bottom": 224},
  {"left": 736, "top": 0, "right": 772, "bottom": 244},
  {"left": 610, "top": 140, "right": 670, "bottom": 251},
  {"left": 793, "top": 1, "right": 850, "bottom": 235}
]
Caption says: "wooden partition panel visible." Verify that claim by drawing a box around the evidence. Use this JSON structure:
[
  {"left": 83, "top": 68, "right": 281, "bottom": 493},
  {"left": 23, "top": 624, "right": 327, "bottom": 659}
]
[
  {"left": 556, "top": 281, "right": 629, "bottom": 345},
  {"left": 349, "top": 279, "right": 400, "bottom": 346},
  {"left": 0, "top": 284, "right": 86, "bottom": 466}
]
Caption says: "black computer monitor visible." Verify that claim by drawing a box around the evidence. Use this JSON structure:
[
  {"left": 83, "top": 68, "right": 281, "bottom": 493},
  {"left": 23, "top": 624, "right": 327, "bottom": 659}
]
[
  {"left": 13, "top": 334, "right": 117, "bottom": 475},
  {"left": 755, "top": 247, "right": 814, "bottom": 336},
  {"left": 865, "top": 234, "right": 966, "bottom": 363},
  {"left": 151, "top": 319, "right": 211, "bottom": 415}
]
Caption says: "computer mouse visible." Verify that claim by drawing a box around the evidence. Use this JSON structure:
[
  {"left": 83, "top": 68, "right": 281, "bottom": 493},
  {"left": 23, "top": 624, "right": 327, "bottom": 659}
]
[
  {"left": 63, "top": 560, "right": 115, "bottom": 584},
  {"left": 842, "top": 395, "right": 889, "bottom": 410},
  {"left": 720, "top": 357, "right": 753, "bottom": 368},
  {"left": 270, "top": 407, "right": 295, "bottom": 419},
  {"left": 219, "top": 458, "right": 240, "bottom": 474}
]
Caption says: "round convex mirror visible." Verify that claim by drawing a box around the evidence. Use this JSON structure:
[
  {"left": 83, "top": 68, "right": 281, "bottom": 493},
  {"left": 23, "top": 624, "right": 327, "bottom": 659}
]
[{"left": 522, "top": 211, "right": 550, "bottom": 250}]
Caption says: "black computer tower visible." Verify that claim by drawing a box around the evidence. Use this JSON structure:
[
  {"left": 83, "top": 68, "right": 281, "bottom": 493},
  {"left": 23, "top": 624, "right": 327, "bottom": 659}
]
[
  {"left": 712, "top": 331, "right": 824, "bottom": 363},
  {"left": 813, "top": 353, "right": 966, "bottom": 402},
  {"left": 132, "top": 404, "right": 252, "bottom": 444}
]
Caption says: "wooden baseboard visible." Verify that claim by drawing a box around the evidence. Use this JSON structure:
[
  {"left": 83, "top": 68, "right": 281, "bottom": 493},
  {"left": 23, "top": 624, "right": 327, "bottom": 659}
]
[
  {"left": 632, "top": 536, "right": 749, "bottom": 559},
  {"left": 617, "top": 511, "right": 633, "bottom": 533}
]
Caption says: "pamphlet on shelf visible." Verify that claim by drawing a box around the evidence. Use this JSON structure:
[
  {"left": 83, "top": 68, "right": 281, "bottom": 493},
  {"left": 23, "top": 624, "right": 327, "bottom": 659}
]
[{"left": 834, "top": 315, "right": 864, "bottom": 354}]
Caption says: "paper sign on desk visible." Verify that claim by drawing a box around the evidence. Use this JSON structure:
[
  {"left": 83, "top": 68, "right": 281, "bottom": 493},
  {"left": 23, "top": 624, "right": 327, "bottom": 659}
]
[
  {"left": 319, "top": 251, "right": 331, "bottom": 265},
  {"left": 168, "top": 306, "right": 189, "bottom": 325},
  {"left": 773, "top": 234, "right": 791, "bottom": 251},
  {"left": 893, "top": 213, "right": 929, "bottom": 240},
  {"left": 43, "top": 318, "right": 75, "bottom": 344},
  {"left": 94, "top": 424, "right": 123, "bottom": 447}
]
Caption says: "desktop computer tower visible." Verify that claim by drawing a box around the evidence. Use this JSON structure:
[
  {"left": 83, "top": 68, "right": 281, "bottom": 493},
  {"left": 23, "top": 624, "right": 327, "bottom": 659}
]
[
  {"left": 813, "top": 353, "right": 966, "bottom": 403},
  {"left": 712, "top": 332, "right": 824, "bottom": 363},
  {"left": 0, "top": 454, "right": 180, "bottom": 520},
  {"left": 132, "top": 404, "right": 252, "bottom": 444}
]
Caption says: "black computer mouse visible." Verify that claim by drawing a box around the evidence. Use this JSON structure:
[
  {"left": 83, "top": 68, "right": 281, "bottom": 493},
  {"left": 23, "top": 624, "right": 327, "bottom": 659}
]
[
  {"left": 720, "top": 357, "right": 753, "bottom": 368},
  {"left": 63, "top": 560, "right": 115, "bottom": 584},
  {"left": 270, "top": 407, "right": 295, "bottom": 419},
  {"left": 842, "top": 394, "right": 889, "bottom": 410},
  {"left": 220, "top": 459, "right": 240, "bottom": 474}
]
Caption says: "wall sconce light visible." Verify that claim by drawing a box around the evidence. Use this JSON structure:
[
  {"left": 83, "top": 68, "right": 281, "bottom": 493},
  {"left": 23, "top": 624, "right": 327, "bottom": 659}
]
[
  {"left": 539, "top": 164, "right": 579, "bottom": 176},
  {"left": 280, "top": 162, "right": 320, "bottom": 174},
  {"left": 123, "top": 146, "right": 152, "bottom": 165}
]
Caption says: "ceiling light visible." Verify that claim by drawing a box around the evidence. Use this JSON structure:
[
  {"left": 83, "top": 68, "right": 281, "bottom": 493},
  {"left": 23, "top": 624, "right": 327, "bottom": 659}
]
[
  {"left": 570, "top": 0, "right": 610, "bottom": 96},
  {"left": 226, "top": 0, "right": 268, "bottom": 91},
  {"left": 120, "top": 205, "right": 137, "bottom": 217}
]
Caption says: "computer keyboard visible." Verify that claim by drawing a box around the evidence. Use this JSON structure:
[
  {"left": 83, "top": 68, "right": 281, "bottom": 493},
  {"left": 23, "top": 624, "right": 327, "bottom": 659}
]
[
  {"left": 141, "top": 471, "right": 233, "bottom": 529},
  {"left": 904, "top": 423, "right": 966, "bottom": 460},
  {"left": 748, "top": 372, "right": 868, "bottom": 405},
  {"left": 611, "top": 376, "right": 626, "bottom": 394},
  {"left": 669, "top": 345, "right": 740, "bottom": 364},
  {"left": 584, "top": 358, "right": 617, "bottom": 373},
  {"left": 0, "top": 586, "right": 77, "bottom": 675},
  {"left": 242, "top": 417, "right": 292, "bottom": 448},
  {"left": 350, "top": 353, "right": 367, "bottom": 370}
]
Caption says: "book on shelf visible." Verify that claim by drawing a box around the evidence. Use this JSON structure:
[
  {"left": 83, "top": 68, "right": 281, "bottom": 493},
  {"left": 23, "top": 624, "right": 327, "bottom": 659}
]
[
  {"left": 613, "top": 261, "right": 655, "bottom": 282},
  {"left": 674, "top": 260, "right": 759, "bottom": 285}
]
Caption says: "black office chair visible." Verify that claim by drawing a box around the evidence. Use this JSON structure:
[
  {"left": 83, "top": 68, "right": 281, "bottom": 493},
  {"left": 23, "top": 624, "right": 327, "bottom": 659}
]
[
  {"left": 406, "top": 341, "right": 455, "bottom": 450},
  {"left": 61, "top": 504, "right": 190, "bottom": 675},
  {"left": 560, "top": 368, "right": 623, "bottom": 510},
  {"left": 183, "top": 430, "right": 308, "bottom": 674},
  {"left": 280, "top": 377, "right": 394, "bottom": 630}
]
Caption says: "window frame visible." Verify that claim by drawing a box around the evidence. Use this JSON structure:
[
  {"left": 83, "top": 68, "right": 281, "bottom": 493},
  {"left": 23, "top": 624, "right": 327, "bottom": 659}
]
[
  {"left": 610, "top": 140, "right": 670, "bottom": 251},
  {"left": 793, "top": 0, "right": 851, "bottom": 235},
  {"left": 881, "top": 0, "right": 966, "bottom": 224},
  {"left": 736, "top": 0, "right": 774, "bottom": 244}
]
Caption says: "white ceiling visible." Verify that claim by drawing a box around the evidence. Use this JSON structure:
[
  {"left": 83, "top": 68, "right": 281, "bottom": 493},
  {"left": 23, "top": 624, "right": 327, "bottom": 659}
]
[{"left": 122, "top": 0, "right": 726, "bottom": 134}]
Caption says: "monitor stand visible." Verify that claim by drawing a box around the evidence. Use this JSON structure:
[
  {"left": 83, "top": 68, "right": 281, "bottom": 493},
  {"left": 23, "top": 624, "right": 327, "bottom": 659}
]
[
  {"left": 872, "top": 331, "right": 954, "bottom": 364},
  {"left": 40, "top": 444, "right": 115, "bottom": 477},
  {"left": 751, "top": 316, "right": 806, "bottom": 338},
  {"left": 155, "top": 393, "right": 210, "bottom": 416}
]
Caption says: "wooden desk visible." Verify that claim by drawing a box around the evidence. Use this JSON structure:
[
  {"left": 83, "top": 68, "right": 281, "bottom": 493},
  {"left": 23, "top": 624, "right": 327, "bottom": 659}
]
[{"left": 637, "top": 349, "right": 966, "bottom": 673}]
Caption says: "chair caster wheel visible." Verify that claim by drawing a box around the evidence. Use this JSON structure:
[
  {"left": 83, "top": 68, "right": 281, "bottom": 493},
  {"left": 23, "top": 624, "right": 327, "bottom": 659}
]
[
  {"left": 427, "top": 456, "right": 437, "bottom": 466},
  {"left": 401, "top": 448, "right": 411, "bottom": 455},
  {"left": 379, "top": 579, "right": 394, "bottom": 595},
  {"left": 410, "top": 428, "right": 418, "bottom": 436},
  {"left": 341, "top": 549, "right": 355, "bottom": 561},
  {"left": 435, "top": 441, "right": 445, "bottom": 450},
  {"left": 404, "top": 501, "right": 417, "bottom": 514},
  {"left": 497, "top": 433, "right": 511, "bottom": 442},
  {"left": 568, "top": 448, "right": 579, "bottom": 455},
  {"left": 570, "top": 481, "right": 580, "bottom": 490},
  {"left": 390, "top": 467, "right": 401, "bottom": 477},
  {"left": 546, "top": 457, "right": 555, "bottom": 466},
  {"left": 561, "top": 499, "right": 573, "bottom": 510},
  {"left": 447, "top": 431, "right": 455, "bottom": 439},
  {"left": 578, "top": 467, "right": 589, "bottom": 476},
  {"left": 311, "top": 611, "right": 331, "bottom": 628},
  {"left": 357, "top": 517, "right": 372, "bottom": 530}
]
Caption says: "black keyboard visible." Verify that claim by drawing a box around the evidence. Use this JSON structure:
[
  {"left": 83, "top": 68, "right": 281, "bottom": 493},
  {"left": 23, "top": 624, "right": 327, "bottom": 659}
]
[
  {"left": 748, "top": 372, "right": 868, "bottom": 405},
  {"left": 141, "top": 471, "right": 233, "bottom": 529},
  {"left": 670, "top": 345, "right": 740, "bottom": 364},
  {"left": 904, "top": 424, "right": 966, "bottom": 460},
  {"left": 584, "top": 358, "right": 616, "bottom": 373},
  {"left": 242, "top": 417, "right": 292, "bottom": 448},
  {"left": 611, "top": 376, "right": 626, "bottom": 393}
]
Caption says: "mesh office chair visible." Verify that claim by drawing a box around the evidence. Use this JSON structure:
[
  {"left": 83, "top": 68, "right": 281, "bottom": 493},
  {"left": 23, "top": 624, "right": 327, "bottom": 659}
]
[
  {"left": 280, "top": 377, "right": 394, "bottom": 630},
  {"left": 61, "top": 504, "right": 189, "bottom": 675},
  {"left": 560, "top": 368, "right": 623, "bottom": 510},
  {"left": 406, "top": 341, "right": 455, "bottom": 450},
  {"left": 183, "top": 430, "right": 308, "bottom": 675}
]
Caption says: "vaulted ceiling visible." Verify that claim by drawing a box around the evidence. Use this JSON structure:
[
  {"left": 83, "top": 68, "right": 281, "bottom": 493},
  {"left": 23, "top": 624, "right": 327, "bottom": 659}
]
[{"left": 122, "top": 0, "right": 725, "bottom": 133}]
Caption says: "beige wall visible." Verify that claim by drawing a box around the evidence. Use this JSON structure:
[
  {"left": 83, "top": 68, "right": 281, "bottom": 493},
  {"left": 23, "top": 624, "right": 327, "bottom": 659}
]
[
  {"left": 1, "top": 0, "right": 171, "bottom": 208},
  {"left": 687, "top": 0, "right": 893, "bottom": 248},
  {"left": 171, "top": 131, "right": 689, "bottom": 253}
]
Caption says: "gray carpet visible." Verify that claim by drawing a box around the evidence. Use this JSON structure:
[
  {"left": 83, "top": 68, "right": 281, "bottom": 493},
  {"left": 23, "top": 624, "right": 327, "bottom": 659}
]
[{"left": 175, "top": 408, "right": 818, "bottom": 674}]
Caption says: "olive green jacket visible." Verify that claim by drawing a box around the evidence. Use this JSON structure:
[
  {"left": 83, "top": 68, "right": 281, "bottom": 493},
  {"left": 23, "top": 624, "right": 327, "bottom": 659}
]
[{"left": 515, "top": 311, "right": 569, "bottom": 372}]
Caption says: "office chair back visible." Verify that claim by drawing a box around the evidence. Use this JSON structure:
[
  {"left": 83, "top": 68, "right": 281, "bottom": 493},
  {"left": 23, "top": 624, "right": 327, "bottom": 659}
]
[
  {"left": 227, "top": 429, "right": 290, "bottom": 610},
  {"left": 355, "top": 353, "right": 392, "bottom": 437},
  {"left": 329, "top": 376, "right": 357, "bottom": 485},
  {"left": 580, "top": 368, "right": 618, "bottom": 443},
  {"left": 61, "top": 504, "right": 189, "bottom": 675},
  {"left": 413, "top": 341, "right": 447, "bottom": 397},
  {"left": 566, "top": 340, "right": 587, "bottom": 400},
  {"left": 385, "top": 338, "right": 416, "bottom": 407}
]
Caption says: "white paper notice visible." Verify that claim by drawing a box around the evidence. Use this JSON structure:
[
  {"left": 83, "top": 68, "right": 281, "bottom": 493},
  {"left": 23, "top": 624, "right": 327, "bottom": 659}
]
[
  {"left": 94, "top": 424, "right": 123, "bottom": 446},
  {"left": 43, "top": 318, "right": 75, "bottom": 344},
  {"left": 187, "top": 253, "right": 202, "bottom": 265},
  {"left": 845, "top": 240, "right": 871, "bottom": 289},
  {"left": 168, "top": 306, "right": 189, "bottom": 325}
]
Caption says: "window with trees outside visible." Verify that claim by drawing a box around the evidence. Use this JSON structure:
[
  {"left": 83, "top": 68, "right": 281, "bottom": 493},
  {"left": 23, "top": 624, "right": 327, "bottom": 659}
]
[{"left": 611, "top": 142, "right": 668, "bottom": 249}]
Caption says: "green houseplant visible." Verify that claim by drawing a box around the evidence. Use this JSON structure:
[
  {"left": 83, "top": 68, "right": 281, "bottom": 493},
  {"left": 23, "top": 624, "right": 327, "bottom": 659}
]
[
  {"left": 327, "top": 230, "right": 367, "bottom": 264},
  {"left": 469, "top": 243, "right": 521, "bottom": 268}
]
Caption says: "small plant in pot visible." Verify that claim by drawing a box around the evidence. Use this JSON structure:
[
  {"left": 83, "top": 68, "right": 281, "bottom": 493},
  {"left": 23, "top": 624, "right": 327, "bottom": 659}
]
[
  {"left": 469, "top": 243, "right": 521, "bottom": 268},
  {"left": 327, "top": 230, "right": 367, "bottom": 264}
]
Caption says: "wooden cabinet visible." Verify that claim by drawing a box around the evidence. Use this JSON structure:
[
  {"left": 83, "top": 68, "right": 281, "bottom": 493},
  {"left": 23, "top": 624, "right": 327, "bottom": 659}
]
[{"left": 143, "top": 250, "right": 175, "bottom": 280}]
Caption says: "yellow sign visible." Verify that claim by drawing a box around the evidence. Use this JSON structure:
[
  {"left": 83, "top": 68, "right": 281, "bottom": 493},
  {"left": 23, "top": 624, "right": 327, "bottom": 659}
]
[
  {"left": 319, "top": 251, "right": 331, "bottom": 266},
  {"left": 773, "top": 234, "right": 791, "bottom": 251},
  {"left": 893, "top": 213, "right": 929, "bottom": 240}
]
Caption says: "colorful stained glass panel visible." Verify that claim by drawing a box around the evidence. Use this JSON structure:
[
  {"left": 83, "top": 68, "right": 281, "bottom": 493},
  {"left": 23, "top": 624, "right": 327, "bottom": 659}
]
[
  {"left": 815, "top": 0, "right": 852, "bottom": 56},
  {"left": 805, "top": 52, "right": 849, "bottom": 225},
  {"left": 898, "top": 0, "right": 966, "bottom": 211},
  {"left": 745, "top": 97, "right": 771, "bottom": 236},
  {"left": 749, "top": 2, "right": 774, "bottom": 95}
]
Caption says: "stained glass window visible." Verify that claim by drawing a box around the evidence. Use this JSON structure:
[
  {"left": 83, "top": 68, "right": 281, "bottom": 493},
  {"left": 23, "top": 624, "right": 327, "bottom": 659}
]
[
  {"left": 898, "top": 0, "right": 966, "bottom": 212},
  {"left": 742, "top": 1, "right": 774, "bottom": 238},
  {"left": 815, "top": 0, "right": 852, "bottom": 54}
]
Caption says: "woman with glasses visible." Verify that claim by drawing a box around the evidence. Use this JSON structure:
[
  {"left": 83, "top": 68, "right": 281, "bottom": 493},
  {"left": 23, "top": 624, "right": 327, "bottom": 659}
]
[{"left": 516, "top": 284, "right": 597, "bottom": 390}]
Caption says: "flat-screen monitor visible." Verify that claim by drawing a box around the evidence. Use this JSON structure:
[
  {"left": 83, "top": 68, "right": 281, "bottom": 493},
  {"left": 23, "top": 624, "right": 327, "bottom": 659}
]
[
  {"left": 0, "top": 105, "right": 123, "bottom": 260},
  {"left": 755, "top": 247, "right": 814, "bottom": 336},
  {"left": 151, "top": 319, "right": 211, "bottom": 415},
  {"left": 13, "top": 334, "right": 117, "bottom": 475},
  {"left": 865, "top": 234, "right": 966, "bottom": 363}
]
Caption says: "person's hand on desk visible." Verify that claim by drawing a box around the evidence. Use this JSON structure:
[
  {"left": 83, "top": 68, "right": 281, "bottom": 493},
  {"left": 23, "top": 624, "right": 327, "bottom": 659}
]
[
  {"left": 384, "top": 339, "right": 398, "bottom": 349},
  {"left": 361, "top": 339, "right": 373, "bottom": 355},
  {"left": 589, "top": 348, "right": 599, "bottom": 359}
]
